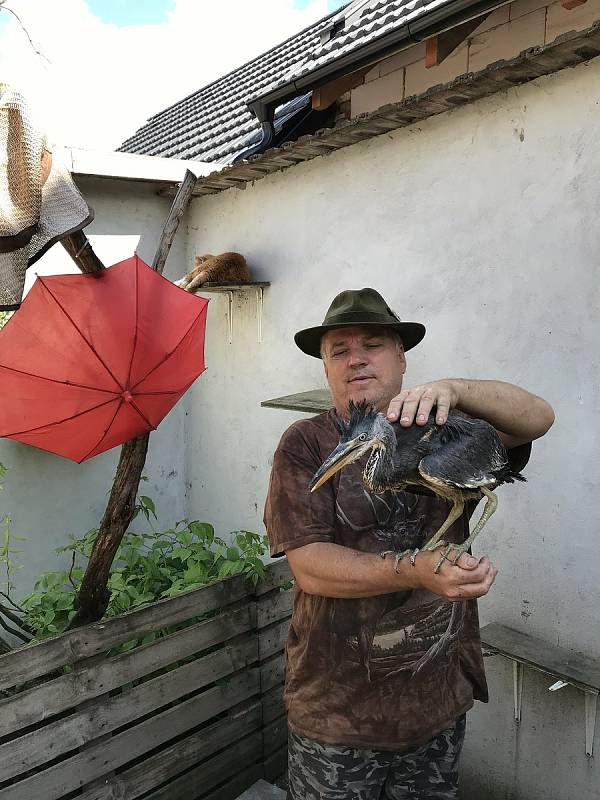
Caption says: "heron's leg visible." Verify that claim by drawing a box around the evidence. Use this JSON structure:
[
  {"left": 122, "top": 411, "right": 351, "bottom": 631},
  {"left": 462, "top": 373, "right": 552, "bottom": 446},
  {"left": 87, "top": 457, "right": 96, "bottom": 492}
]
[
  {"left": 421, "top": 498, "right": 465, "bottom": 553},
  {"left": 433, "top": 487, "right": 498, "bottom": 573}
]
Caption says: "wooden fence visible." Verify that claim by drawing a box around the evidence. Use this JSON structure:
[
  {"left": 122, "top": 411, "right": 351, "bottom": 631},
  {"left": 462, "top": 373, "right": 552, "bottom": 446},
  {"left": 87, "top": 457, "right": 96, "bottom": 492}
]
[{"left": 0, "top": 559, "right": 293, "bottom": 800}]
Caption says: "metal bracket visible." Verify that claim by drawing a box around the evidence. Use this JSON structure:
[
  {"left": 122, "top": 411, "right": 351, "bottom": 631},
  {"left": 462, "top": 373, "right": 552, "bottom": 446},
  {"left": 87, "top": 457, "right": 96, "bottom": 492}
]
[
  {"left": 192, "top": 282, "right": 269, "bottom": 345},
  {"left": 256, "top": 286, "right": 264, "bottom": 344},
  {"left": 226, "top": 290, "right": 234, "bottom": 344},
  {"left": 513, "top": 661, "right": 524, "bottom": 723},
  {"left": 585, "top": 690, "right": 598, "bottom": 757}
]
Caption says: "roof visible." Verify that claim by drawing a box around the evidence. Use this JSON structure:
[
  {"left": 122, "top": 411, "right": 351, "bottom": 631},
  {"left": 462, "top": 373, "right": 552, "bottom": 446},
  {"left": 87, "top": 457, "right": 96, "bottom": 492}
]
[
  {"left": 118, "top": 9, "right": 342, "bottom": 165},
  {"left": 119, "top": 0, "right": 465, "bottom": 165},
  {"left": 249, "top": 0, "right": 454, "bottom": 103},
  {"left": 156, "top": 23, "right": 600, "bottom": 199}
]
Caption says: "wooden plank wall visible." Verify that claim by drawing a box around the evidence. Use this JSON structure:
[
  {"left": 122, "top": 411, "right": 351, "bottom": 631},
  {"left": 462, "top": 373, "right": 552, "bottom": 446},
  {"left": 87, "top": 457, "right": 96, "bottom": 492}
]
[{"left": 0, "top": 560, "right": 293, "bottom": 800}]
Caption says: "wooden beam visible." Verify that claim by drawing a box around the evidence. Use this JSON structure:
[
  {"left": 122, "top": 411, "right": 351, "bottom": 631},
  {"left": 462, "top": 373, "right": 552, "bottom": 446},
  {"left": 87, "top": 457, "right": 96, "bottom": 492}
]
[
  {"left": 312, "top": 67, "right": 370, "bottom": 110},
  {"left": 61, "top": 229, "right": 106, "bottom": 274},
  {"left": 426, "top": 14, "right": 491, "bottom": 68},
  {"left": 561, "top": 0, "right": 587, "bottom": 8}
]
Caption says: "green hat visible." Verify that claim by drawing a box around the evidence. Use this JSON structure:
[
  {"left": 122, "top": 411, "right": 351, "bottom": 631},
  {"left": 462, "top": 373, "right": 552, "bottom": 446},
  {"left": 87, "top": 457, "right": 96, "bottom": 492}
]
[{"left": 294, "top": 288, "right": 426, "bottom": 359}]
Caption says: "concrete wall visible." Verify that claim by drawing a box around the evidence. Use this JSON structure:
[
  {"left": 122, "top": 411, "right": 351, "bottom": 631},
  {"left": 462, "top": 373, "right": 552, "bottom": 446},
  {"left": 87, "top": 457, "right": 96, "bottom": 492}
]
[
  {"left": 349, "top": 0, "right": 600, "bottom": 116},
  {"left": 185, "top": 59, "right": 600, "bottom": 799},
  {"left": 1, "top": 176, "right": 191, "bottom": 600}
]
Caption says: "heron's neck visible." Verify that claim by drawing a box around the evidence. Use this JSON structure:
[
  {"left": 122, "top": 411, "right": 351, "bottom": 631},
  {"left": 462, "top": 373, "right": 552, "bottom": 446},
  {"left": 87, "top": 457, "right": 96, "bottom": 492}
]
[{"left": 364, "top": 419, "right": 396, "bottom": 492}]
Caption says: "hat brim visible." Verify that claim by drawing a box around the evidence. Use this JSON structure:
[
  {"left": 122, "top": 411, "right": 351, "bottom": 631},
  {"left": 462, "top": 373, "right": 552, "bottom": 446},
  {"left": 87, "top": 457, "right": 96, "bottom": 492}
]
[{"left": 294, "top": 320, "right": 426, "bottom": 359}]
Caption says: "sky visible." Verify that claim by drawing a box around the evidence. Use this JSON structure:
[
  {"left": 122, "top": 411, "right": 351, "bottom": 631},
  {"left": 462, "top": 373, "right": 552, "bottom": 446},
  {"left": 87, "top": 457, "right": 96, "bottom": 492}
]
[{"left": 0, "top": 0, "right": 347, "bottom": 153}]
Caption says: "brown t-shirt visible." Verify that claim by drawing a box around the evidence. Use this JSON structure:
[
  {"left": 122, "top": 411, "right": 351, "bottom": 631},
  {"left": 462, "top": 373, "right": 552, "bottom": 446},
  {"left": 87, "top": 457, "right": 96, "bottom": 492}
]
[{"left": 264, "top": 410, "right": 530, "bottom": 751}]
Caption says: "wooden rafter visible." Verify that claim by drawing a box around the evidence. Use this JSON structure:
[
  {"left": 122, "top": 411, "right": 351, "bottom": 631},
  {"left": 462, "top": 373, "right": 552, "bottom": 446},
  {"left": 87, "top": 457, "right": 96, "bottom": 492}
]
[
  {"left": 561, "top": 0, "right": 587, "bottom": 8},
  {"left": 312, "top": 67, "right": 371, "bottom": 110},
  {"left": 426, "top": 13, "right": 491, "bottom": 68}
]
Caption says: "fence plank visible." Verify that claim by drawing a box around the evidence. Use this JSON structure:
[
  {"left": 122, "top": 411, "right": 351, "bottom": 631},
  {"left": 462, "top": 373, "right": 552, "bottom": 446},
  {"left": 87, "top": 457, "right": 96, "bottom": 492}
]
[
  {"left": 259, "top": 617, "right": 289, "bottom": 661},
  {"left": 0, "top": 634, "right": 258, "bottom": 781},
  {"left": 0, "top": 605, "right": 256, "bottom": 737},
  {"left": 263, "top": 715, "right": 287, "bottom": 756},
  {"left": 78, "top": 702, "right": 262, "bottom": 800},
  {"left": 199, "top": 764, "right": 265, "bottom": 800},
  {"left": 256, "top": 561, "right": 292, "bottom": 596},
  {"left": 257, "top": 591, "right": 293, "bottom": 629},
  {"left": 264, "top": 745, "right": 287, "bottom": 784},
  {"left": 0, "top": 573, "right": 254, "bottom": 690},
  {"left": 262, "top": 684, "right": 285, "bottom": 725},
  {"left": 0, "top": 668, "right": 260, "bottom": 800},
  {"left": 143, "top": 732, "right": 263, "bottom": 800},
  {"left": 261, "top": 653, "right": 285, "bottom": 693}
]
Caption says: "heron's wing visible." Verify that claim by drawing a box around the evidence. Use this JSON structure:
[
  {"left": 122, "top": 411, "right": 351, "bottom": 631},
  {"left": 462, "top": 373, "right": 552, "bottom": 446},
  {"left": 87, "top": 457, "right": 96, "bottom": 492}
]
[{"left": 418, "top": 416, "right": 508, "bottom": 489}]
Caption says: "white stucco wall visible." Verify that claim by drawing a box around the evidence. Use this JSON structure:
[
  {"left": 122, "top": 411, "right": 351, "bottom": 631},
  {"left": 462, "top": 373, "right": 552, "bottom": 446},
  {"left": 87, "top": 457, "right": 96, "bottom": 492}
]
[
  {"left": 184, "top": 60, "right": 600, "bottom": 798},
  {"left": 1, "top": 175, "right": 191, "bottom": 600}
]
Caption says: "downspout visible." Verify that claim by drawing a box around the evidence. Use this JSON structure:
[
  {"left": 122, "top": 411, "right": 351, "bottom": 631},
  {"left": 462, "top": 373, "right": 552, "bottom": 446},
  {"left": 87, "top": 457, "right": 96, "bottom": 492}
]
[{"left": 232, "top": 118, "right": 275, "bottom": 163}]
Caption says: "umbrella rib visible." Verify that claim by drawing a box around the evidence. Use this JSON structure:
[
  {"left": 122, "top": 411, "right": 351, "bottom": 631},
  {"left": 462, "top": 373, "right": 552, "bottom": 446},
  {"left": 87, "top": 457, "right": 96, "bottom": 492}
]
[
  {"left": 78, "top": 399, "right": 125, "bottom": 463},
  {"left": 129, "top": 312, "right": 203, "bottom": 392},
  {"left": 125, "top": 257, "right": 140, "bottom": 389},
  {"left": 0, "top": 364, "right": 119, "bottom": 395},
  {"left": 37, "top": 277, "right": 124, "bottom": 391},
  {"left": 2, "top": 397, "right": 117, "bottom": 437},
  {"left": 129, "top": 398, "right": 156, "bottom": 431}
]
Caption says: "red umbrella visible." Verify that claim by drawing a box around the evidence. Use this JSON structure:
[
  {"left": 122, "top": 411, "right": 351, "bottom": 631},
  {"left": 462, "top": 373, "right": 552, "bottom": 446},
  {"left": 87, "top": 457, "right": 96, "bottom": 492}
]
[{"left": 0, "top": 255, "right": 208, "bottom": 462}]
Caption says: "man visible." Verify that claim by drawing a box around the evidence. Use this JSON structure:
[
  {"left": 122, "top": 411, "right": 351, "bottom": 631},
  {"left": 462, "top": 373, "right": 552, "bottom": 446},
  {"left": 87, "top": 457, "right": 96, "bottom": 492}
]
[{"left": 264, "top": 288, "right": 554, "bottom": 800}]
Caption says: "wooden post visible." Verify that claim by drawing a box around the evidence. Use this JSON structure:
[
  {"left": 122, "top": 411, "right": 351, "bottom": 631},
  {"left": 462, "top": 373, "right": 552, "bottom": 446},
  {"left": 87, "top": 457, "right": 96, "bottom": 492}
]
[
  {"left": 67, "top": 169, "right": 198, "bottom": 628},
  {"left": 61, "top": 229, "right": 106, "bottom": 275}
]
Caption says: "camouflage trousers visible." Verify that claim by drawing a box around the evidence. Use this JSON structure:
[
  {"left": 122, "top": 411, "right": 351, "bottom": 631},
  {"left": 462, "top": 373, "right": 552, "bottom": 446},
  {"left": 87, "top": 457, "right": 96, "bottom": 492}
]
[{"left": 287, "top": 715, "right": 466, "bottom": 800}]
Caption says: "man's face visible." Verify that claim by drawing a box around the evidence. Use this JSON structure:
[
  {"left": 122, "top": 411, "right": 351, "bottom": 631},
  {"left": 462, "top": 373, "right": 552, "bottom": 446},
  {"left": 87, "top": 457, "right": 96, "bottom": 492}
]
[{"left": 321, "top": 325, "right": 406, "bottom": 415}]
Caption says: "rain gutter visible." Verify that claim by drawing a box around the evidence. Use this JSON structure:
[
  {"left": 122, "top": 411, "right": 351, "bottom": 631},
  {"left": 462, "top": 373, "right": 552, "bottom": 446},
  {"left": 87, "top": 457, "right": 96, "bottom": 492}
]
[{"left": 248, "top": 0, "right": 512, "bottom": 126}]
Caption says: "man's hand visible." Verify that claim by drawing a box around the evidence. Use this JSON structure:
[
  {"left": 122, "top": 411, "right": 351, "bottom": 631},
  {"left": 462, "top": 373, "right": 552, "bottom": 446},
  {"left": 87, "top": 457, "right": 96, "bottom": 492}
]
[
  {"left": 386, "top": 379, "right": 459, "bottom": 427},
  {"left": 410, "top": 549, "right": 498, "bottom": 601}
]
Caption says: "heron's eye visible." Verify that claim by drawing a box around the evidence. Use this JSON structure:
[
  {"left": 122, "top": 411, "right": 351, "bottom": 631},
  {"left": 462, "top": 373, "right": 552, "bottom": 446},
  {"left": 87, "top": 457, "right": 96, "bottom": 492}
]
[{"left": 359, "top": 433, "right": 367, "bottom": 441}]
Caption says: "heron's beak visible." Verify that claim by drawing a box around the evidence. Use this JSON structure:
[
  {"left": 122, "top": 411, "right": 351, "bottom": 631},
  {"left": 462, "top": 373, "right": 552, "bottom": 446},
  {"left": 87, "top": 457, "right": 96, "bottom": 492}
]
[{"left": 310, "top": 438, "right": 366, "bottom": 492}]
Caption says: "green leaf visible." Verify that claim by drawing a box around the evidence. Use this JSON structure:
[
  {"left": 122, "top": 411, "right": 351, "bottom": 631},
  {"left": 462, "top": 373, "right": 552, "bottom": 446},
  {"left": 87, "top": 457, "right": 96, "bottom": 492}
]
[{"left": 140, "top": 496, "right": 157, "bottom": 519}]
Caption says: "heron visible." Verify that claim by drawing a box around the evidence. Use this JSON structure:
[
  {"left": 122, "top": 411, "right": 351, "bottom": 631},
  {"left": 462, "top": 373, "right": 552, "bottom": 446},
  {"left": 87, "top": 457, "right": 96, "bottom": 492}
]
[{"left": 310, "top": 401, "right": 525, "bottom": 572}]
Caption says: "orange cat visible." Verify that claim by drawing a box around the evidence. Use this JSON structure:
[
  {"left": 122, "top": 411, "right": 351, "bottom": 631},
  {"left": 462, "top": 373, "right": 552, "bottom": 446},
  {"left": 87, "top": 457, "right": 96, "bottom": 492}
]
[{"left": 177, "top": 252, "right": 251, "bottom": 292}]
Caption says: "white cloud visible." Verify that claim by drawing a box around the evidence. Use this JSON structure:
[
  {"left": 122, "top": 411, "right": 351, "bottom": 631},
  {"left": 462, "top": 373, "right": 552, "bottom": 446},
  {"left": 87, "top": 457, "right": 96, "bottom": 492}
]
[{"left": 0, "top": 0, "right": 330, "bottom": 152}]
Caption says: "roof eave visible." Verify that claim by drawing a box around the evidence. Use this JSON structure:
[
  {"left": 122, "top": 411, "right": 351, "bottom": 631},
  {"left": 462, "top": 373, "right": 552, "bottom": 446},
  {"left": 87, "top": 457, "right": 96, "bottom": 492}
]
[{"left": 249, "top": 0, "right": 512, "bottom": 123}]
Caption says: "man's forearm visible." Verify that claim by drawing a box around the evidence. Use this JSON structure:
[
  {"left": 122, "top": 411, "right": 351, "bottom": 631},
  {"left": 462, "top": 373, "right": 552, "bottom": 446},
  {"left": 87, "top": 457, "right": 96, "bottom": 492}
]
[
  {"left": 286, "top": 541, "right": 416, "bottom": 598},
  {"left": 451, "top": 379, "right": 554, "bottom": 446},
  {"left": 286, "top": 541, "right": 498, "bottom": 601}
]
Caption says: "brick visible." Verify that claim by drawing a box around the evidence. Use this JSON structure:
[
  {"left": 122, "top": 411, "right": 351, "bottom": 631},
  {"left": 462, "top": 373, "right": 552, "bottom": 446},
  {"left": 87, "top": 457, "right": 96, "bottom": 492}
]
[
  {"left": 350, "top": 69, "right": 404, "bottom": 116},
  {"left": 510, "top": 0, "right": 548, "bottom": 21},
  {"left": 379, "top": 42, "right": 426, "bottom": 76},
  {"left": 404, "top": 42, "right": 469, "bottom": 97},
  {"left": 468, "top": 8, "right": 546, "bottom": 72},
  {"left": 546, "top": 0, "right": 600, "bottom": 43}
]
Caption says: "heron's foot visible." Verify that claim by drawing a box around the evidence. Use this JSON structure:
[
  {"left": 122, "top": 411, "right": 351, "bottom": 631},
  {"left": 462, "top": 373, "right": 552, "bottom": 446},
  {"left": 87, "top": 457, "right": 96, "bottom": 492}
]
[
  {"left": 407, "top": 542, "right": 448, "bottom": 567},
  {"left": 380, "top": 550, "right": 412, "bottom": 573},
  {"left": 433, "top": 543, "right": 469, "bottom": 573}
]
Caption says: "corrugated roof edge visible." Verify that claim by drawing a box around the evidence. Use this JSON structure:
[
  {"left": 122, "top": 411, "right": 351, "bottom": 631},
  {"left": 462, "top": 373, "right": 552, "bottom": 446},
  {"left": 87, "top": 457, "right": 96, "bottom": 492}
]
[
  {"left": 158, "top": 23, "right": 600, "bottom": 199},
  {"left": 118, "top": 4, "right": 345, "bottom": 148}
]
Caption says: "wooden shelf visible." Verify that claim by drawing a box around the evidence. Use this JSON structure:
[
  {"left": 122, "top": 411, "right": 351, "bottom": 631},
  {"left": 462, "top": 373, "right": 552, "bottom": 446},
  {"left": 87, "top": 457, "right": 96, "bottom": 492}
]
[
  {"left": 197, "top": 281, "right": 270, "bottom": 291},
  {"left": 261, "top": 389, "right": 331, "bottom": 414},
  {"left": 481, "top": 623, "right": 599, "bottom": 756},
  {"left": 192, "top": 282, "right": 270, "bottom": 343}
]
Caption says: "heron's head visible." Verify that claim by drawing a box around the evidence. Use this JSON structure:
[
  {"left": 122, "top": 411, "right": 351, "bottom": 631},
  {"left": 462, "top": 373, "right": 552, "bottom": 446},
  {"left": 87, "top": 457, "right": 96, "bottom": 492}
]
[{"left": 310, "top": 401, "right": 395, "bottom": 492}]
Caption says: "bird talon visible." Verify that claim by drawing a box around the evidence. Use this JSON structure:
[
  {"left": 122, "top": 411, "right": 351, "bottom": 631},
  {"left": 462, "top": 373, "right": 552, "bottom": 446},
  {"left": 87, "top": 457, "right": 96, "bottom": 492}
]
[
  {"left": 380, "top": 550, "right": 411, "bottom": 573},
  {"left": 410, "top": 549, "right": 420, "bottom": 567}
]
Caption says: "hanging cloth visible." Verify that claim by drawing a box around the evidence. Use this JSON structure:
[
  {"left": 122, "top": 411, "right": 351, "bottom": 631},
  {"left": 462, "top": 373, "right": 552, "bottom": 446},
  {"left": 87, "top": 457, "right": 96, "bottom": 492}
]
[{"left": 0, "top": 83, "right": 93, "bottom": 310}]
